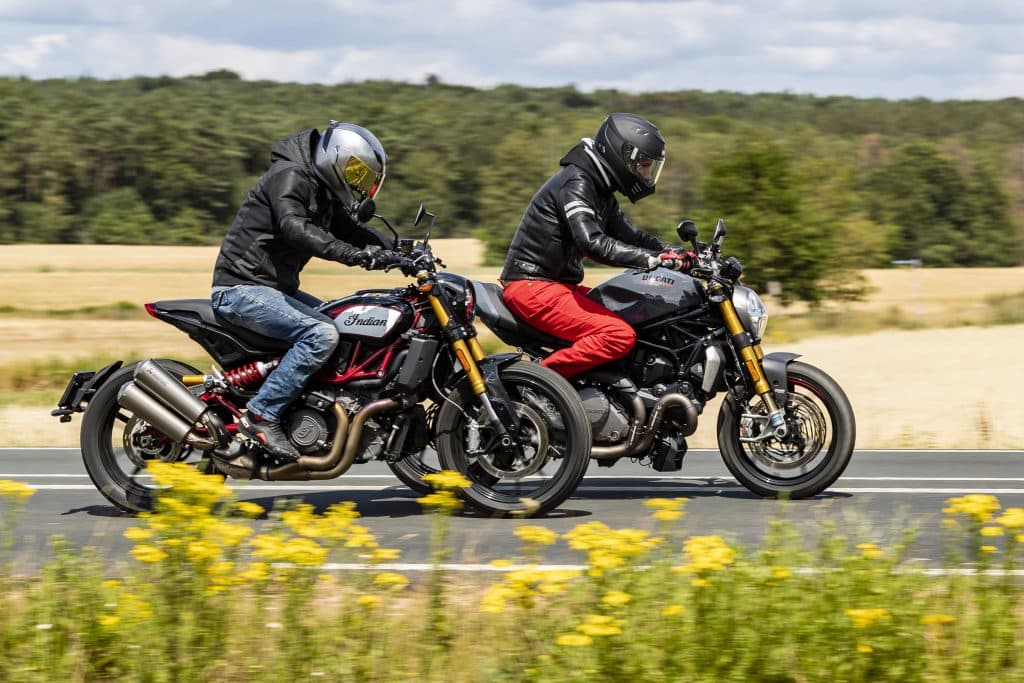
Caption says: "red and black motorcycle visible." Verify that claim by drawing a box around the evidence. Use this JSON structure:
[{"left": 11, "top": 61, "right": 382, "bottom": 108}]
[{"left": 53, "top": 205, "right": 591, "bottom": 516}]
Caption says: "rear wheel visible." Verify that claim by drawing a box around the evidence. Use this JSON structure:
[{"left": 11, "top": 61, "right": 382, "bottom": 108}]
[
  {"left": 717, "top": 360, "right": 855, "bottom": 499},
  {"left": 80, "top": 359, "right": 207, "bottom": 513},
  {"left": 434, "top": 361, "right": 591, "bottom": 516}
]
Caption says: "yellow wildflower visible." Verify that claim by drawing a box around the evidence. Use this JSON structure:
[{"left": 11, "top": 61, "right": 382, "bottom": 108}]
[
  {"left": 856, "top": 542, "right": 883, "bottom": 560},
  {"left": 996, "top": 507, "right": 1024, "bottom": 529},
  {"left": 770, "top": 566, "right": 792, "bottom": 579},
  {"left": 662, "top": 604, "right": 685, "bottom": 617},
  {"left": 98, "top": 614, "right": 120, "bottom": 629},
  {"left": 417, "top": 490, "right": 462, "bottom": 513},
  {"left": 845, "top": 608, "right": 890, "bottom": 629},
  {"left": 857, "top": 642, "right": 873, "bottom": 654},
  {"left": 556, "top": 633, "right": 593, "bottom": 647},
  {"left": 123, "top": 527, "right": 154, "bottom": 542},
  {"left": 515, "top": 525, "right": 559, "bottom": 546},
  {"left": 238, "top": 562, "right": 268, "bottom": 582},
  {"left": 943, "top": 494, "right": 1000, "bottom": 523},
  {"left": 980, "top": 526, "right": 1004, "bottom": 537},
  {"left": 921, "top": 614, "right": 956, "bottom": 626},
  {"left": 644, "top": 497, "right": 687, "bottom": 511},
  {"left": 233, "top": 501, "right": 265, "bottom": 518},
  {"left": 357, "top": 595, "right": 381, "bottom": 608},
  {"left": 0, "top": 480, "right": 36, "bottom": 499},
  {"left": 371, "top": 548, "right": 402, "bottom": 562},
  {"left": 577, "top": 614, "right": 622, "bottom": 637},
  {"left": 602, "top": 590, "right": 631, "bottom": 607},
  {"left": 681, "top": 535, "right": 736, "bottom": 573},
  {"left": 490, "top": 559, "right": 514, "bottom": 568},
  {"left": 653, "top": 509, "right": 684, "bottom": 522},
  {"left": 373, "top": 572, "right": 409, "bottom": 589},
  {"left": 131, "top": 544, "right": 168, "bottom": 564},
  {"left": 422, "top": 470, "right": 471, "bottom": 490},
  {"left": 981, "top": 545, "right": 999, "bottom": 553}
]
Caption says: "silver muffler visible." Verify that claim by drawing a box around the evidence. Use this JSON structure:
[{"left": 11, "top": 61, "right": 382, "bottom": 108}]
[{"left": 117, "top": 360, "right": 223, "bottom": 449}]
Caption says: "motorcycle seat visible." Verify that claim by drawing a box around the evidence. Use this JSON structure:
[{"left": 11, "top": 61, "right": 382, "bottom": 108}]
[
  {"left": 147, "top": 299, "right": 291, "bottom": 353},
  {"left": 470, "top": 282, "right": 569, "bottom": 350}
]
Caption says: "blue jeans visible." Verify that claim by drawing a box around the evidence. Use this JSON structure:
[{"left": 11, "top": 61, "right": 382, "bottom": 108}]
[{"left": 211, "top": 285, "right": 340, "bottom": 422}]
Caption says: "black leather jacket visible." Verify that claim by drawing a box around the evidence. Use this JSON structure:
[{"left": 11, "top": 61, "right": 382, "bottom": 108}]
[
  {"left": 500, "top": 140, "right": 666, "bottom": 285},
  {"left": 212, "top": 129, "right": 389, "bottom": 295}
]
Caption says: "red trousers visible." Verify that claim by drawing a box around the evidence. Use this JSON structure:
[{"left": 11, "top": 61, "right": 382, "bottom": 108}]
[{"left": 502, "top": 279, "right": 636, "bottom": 379}]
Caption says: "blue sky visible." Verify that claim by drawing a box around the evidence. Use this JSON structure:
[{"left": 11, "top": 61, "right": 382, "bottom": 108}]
[{"left": 1, "top": 0, "right": 1022, "bottom": 100}]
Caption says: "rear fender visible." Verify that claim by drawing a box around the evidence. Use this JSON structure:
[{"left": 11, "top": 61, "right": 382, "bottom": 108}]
[{"left": 51, "top": 360, "right": 124, "bottom": 422}]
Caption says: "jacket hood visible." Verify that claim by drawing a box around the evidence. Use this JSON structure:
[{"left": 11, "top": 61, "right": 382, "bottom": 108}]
[
  {"left": 559, "top": 139, "right": 613, "bottom": 193},
  {"left": 270, "top": 128, "right": 321, "bottom": 178}
]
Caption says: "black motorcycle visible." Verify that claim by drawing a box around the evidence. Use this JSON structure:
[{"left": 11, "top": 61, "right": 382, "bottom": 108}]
[
  {"left": 52, "top": 205, "right": 591, "bottom": 516},
  {"left": 467, "top": 218, "right": 855, "bottom": 498}
]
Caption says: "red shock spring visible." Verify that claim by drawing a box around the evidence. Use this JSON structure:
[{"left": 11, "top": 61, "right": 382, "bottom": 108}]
[{"left": 223, "top": 360, "right": 278, "bottom": 389}]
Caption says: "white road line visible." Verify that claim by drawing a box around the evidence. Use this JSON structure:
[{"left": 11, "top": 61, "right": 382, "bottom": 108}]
[
  {"left": 17, "top": 484, "right": 1024, "bottom": 494},
  {"left": 8, "top": 474, "right": 1024, "bottom": 481}
]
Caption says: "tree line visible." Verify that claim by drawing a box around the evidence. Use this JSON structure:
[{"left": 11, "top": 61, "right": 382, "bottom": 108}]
[{"left": 1, "top": 71, "right": 1022, "bottom": 303}]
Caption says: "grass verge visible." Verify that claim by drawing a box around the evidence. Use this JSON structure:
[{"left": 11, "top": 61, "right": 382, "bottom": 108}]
[{"left": 1, "top": 467, "right": 1022, "bottom": 681}]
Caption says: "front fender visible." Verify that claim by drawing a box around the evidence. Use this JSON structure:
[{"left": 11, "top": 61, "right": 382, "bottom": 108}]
[{"left": 762, "top": 352, "right": 801, "bottom": 406}]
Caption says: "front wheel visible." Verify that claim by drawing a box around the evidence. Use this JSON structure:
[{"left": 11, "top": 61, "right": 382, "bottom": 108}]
[
  {"left": 80, "top": 359, "right": 207, "bottom": 513},
  {"left": 434, "top": 361, "right": 591, "bottom": 516},
  {"left": 717, "top": 360, "right": 855, "bottom": 499}
]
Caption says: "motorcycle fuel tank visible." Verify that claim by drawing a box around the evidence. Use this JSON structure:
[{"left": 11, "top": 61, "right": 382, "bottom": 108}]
[
  {"left": 587, "top": 267, "right": 705, "bottom": 326},
  {"left": 321, "top": 292, "right": 414, "bottom": 343}
]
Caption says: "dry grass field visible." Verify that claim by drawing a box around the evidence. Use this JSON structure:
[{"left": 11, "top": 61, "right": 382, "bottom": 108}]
[{"left": 1, "top": 243, "right": 1022, "bottom": 449}]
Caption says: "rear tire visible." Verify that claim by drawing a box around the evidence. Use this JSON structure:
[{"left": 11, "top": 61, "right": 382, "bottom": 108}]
[
  {"left": 717, "top": 360, "right": 855, "bottom": 499},
  {"left": 434, "top": 361, "right": 591, "bottom": 516},
  {"left": 80, "top": 359, "right": 204, "bottom": 513}
]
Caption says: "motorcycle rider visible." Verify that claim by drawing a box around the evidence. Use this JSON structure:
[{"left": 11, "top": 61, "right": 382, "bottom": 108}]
[
  {"left": 211, "top": 121, "right": 402, "bottom": 462},
  {"left": 500, "top": 112, "right": 695, "bottom": 378}
]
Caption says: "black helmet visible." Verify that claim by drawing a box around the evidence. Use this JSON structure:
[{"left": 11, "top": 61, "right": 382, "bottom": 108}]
[
  {"left": 592, "top": 113, "right": 666, "bottom": 203},
  {"left": 313, "top": 121, "right": 387, "bottom": 208}
]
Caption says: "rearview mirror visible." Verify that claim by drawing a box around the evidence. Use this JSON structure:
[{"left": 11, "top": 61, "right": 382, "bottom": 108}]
[
  {"left": 676, "top": 219, "right": 698, "bottom": 242},
  {"left": 354, "top": 198, "right": 376, "bottom": 223}
]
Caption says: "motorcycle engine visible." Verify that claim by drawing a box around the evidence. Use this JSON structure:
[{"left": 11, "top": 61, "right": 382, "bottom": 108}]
[
  {"left": 579, "top": 387, "right": 630, "bottom": 444},
  {"left": 633, "top": 349, "right": 675, "bottom": 388},
  {"left": 285, "top": 408, "right": 330, "bottom": 455}
]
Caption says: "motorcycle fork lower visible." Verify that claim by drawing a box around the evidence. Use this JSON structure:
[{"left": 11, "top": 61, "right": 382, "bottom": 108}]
[
  {"left": 426, "top": 293, "right": 521, "bottom": 446},
  {"left": 715, "top": 289, "right": 788, "bottom": 439}
]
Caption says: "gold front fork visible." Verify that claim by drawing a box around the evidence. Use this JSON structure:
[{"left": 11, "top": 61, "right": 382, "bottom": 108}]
[
  {"left": 426, "top": 292, "right": 487, "bottom": 395},
  {"left": 713, "top": 284, "right": 783, "bottom": 420}
]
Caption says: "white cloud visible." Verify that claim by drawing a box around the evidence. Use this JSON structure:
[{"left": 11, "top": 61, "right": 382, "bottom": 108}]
[
  {"left": 0, "top": 33, "right": 69, "bottom": 71},
  {"left": 0, "top": 1, "right": 1021, "bottom": 100}
]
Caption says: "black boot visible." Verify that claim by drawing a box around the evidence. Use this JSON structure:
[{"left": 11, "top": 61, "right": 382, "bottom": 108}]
[{"left": 238, "top": 413, "right": 300, "bottom": 463}]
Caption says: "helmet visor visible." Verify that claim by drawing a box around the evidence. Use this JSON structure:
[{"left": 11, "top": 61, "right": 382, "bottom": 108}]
[
  {"left": 342, "top": 155, "right": 386, "bottom": 199},
  {"left": 627, "top": 151, "right": 664, "bottom": 187}
]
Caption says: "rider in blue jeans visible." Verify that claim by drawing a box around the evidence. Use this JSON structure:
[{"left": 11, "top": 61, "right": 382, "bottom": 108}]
[{"left": 211, "top": 121, "right": 402, "bottom": 462}]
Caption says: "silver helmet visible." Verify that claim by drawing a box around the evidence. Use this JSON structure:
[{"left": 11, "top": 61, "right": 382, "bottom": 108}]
[{"left": 313, "top": 121, "right": 387, "bottom": 207}]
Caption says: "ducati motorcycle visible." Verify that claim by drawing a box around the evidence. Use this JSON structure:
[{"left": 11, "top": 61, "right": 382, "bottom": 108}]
[
  {"left": 470, "top": 218, "right": 855, "bottom": 498},
  {"left": 52, "top": 205, "right": 591, "bottom": 516}
]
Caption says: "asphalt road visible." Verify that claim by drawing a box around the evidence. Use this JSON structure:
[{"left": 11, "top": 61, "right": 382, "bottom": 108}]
[{"left": 3, "top": 447, "right": 1024, "bottom": 572}]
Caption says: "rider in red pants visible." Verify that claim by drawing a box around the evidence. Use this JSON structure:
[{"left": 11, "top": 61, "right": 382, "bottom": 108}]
[{"left": 501, "top": 113, "right": 694, "bottom": 378}]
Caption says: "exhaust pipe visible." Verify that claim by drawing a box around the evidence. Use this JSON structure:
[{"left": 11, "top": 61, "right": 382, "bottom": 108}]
[
  {"left": 117, "top": 360, "right": 224, "bottom": 450},
  {"left": 591, "top": 393, "right": 698, "bottom": 460}
]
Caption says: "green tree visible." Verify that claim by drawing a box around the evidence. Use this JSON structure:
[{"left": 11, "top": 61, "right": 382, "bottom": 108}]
[
  {"left": 699, "top": 141, "right": 838, "bottom": 305},
  {"left": 78, "top": 188, "right": 157, "bottom": 244}
]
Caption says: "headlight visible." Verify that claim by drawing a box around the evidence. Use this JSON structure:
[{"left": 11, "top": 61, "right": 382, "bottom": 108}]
[
  {"left": 732, "top": 286, "right": 768, "bottom": 339},
  {"left": 435, "top": 273, "right": 476, "bottom": 323}
]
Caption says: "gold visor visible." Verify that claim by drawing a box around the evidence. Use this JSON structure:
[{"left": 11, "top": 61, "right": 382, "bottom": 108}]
[{"left": 343, "top": 155, "right": 384, "bottom": 198}]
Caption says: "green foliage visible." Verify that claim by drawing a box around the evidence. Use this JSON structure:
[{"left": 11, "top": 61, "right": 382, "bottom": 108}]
[{"left": 0, "top": 76, "right": 1022, "bottom": 304}]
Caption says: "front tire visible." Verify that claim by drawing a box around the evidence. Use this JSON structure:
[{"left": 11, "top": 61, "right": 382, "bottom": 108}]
[
  {"left": 434, "top": 361, "right": 591, "bottom": 516},
  {"left": 717, "top": 360, "right": 855, "bottom": 499},
  {"left": 80, "top": 359, "right": 204, "bottom": 513}
]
